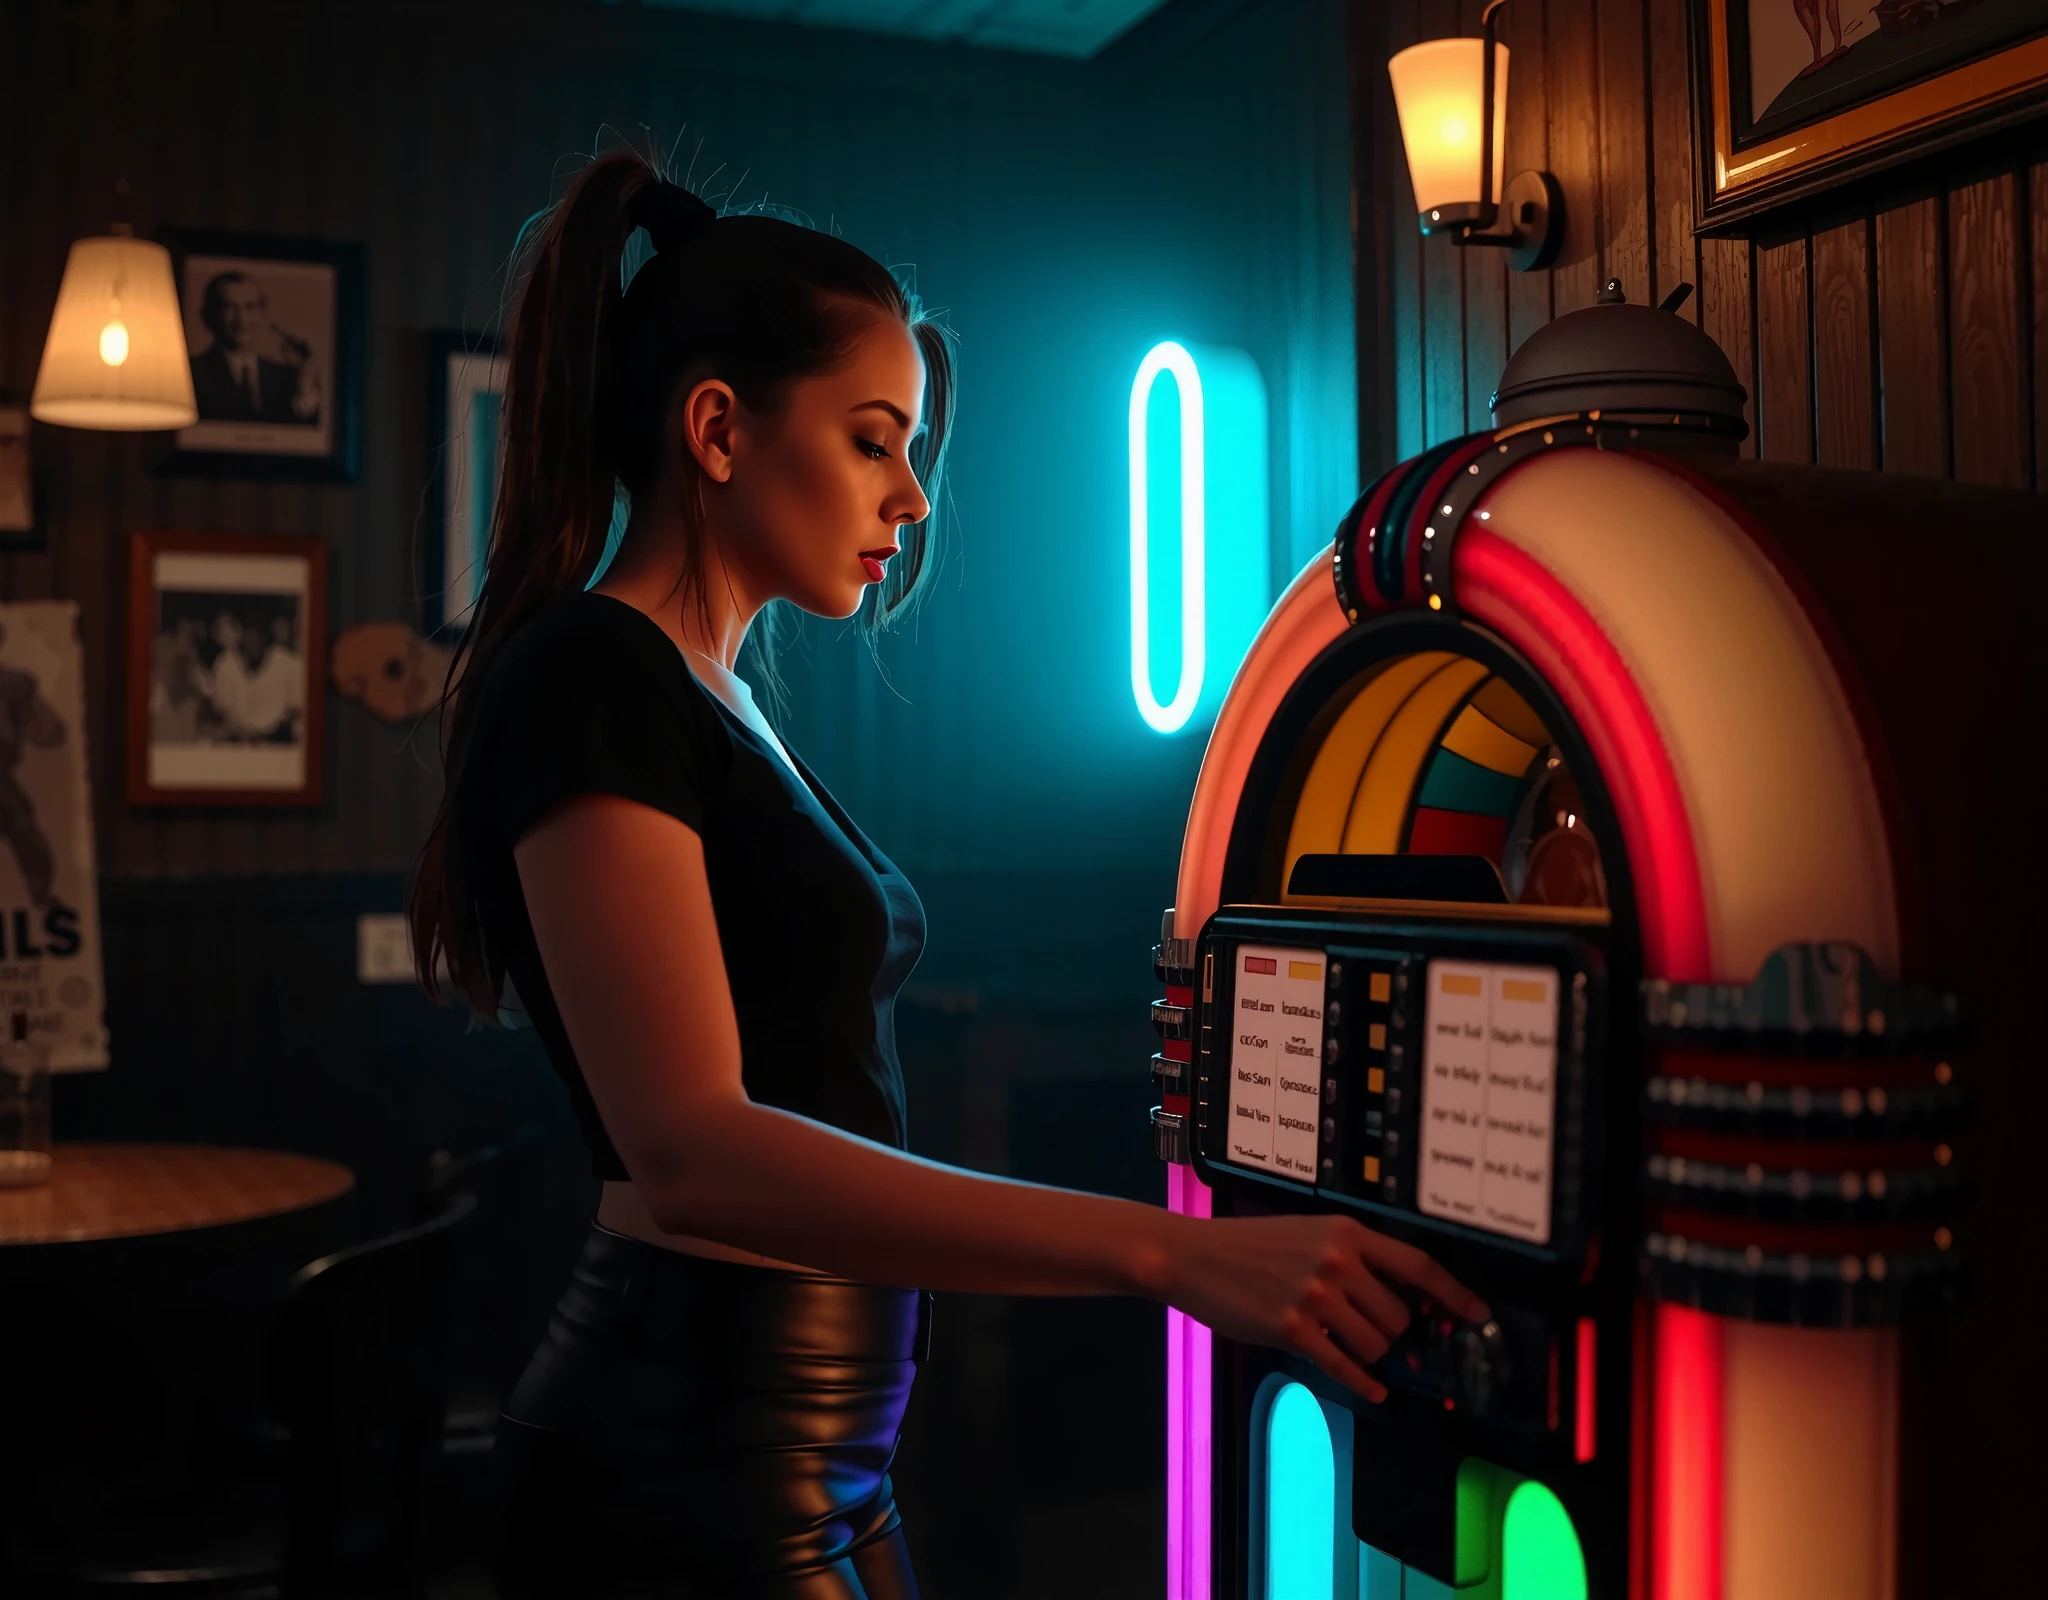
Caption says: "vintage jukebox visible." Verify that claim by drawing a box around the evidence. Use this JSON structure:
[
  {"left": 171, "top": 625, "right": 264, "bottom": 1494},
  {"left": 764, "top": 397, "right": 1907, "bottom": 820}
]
[{"left": 1148, "top": 286, "right": 2045, "bottom": 1599}]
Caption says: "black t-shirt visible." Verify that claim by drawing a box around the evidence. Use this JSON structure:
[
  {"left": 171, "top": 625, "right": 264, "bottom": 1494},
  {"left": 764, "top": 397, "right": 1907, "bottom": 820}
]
[{"left": 453, "top": 590, "right": 925, "bottom": 1180}]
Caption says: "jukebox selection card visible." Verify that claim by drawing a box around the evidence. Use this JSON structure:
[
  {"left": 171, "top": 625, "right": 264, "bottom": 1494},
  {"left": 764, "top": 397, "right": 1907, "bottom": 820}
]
[
  {"left": 1419, "top": 960, "right": 1558, "bottom": 1244},
  {"left": 1225, "top": 945, "right": 1326, "bottom": 1180}
]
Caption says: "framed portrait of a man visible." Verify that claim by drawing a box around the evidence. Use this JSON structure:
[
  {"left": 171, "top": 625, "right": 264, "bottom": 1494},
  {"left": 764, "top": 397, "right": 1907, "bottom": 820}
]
[
  {"left": 158, "top": 230, "right": 365, "bottom": 480},
  {"left": 125, "top": 531, "right": 327, "bottom": 807}
]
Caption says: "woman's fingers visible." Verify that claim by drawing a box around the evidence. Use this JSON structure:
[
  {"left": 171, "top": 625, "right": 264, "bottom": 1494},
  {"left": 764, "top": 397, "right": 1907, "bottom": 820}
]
[
  {"left": 1283, "top": 1307, "right": 1388, "bottom": 1403},
  {"left": 1333, "top": 1250, "right": 1414, "bottom": 1341},
  {"left": 1354, "top": 1228, "right": 1489, "bottom": 1322},
  {"left": 1301, "top": 1275, "right": 1393, "bottom": 1367}
]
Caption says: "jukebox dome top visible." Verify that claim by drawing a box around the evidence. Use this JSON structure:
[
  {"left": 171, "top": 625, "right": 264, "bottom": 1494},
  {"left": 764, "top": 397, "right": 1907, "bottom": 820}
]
[{"left": 1490, "top": 278, "right": 1749, "bottom": 445}]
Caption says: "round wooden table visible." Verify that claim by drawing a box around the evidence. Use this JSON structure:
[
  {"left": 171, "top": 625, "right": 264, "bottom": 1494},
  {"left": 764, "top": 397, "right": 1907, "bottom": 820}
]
[{"left": 0, "top": 1143, "right": 355, "bottom": 1246}]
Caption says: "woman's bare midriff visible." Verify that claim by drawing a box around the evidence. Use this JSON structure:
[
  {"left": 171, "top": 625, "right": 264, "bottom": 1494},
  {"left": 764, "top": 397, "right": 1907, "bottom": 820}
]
[{"left": 597, "top": 1179, "right": 824, "bottom": 1274}]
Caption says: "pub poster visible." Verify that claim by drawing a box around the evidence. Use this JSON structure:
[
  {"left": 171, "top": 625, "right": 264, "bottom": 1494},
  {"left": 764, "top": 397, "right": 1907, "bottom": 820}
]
[{"left": 0, "top": 601, "right": 108, "bottom": 1069}]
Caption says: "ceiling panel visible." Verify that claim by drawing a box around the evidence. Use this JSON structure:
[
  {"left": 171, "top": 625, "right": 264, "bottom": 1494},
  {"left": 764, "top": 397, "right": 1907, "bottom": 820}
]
[{"left": 635, "top": 0, "right": 1172, "bottom": 58}]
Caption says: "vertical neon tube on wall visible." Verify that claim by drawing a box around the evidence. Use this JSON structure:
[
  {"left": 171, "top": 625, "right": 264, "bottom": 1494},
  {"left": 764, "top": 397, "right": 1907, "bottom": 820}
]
[{"left": 1130, "top": 341, "right": 1207, "bottom": 733}]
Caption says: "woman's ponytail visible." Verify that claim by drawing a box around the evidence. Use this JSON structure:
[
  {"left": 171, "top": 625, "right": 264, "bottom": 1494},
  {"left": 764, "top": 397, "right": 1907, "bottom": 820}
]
[{"left": 407, "top": 151, "right": 662, "bottom": 1012}]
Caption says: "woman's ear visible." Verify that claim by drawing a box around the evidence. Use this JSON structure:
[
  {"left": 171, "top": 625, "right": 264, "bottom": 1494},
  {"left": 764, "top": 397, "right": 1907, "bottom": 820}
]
[{"left": 675, "top": 377, "right": 739, "bottom": 485}]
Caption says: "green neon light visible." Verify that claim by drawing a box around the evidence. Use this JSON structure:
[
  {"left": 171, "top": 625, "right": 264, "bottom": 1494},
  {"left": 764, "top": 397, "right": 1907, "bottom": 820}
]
[
  {"left": 1266, "top": 1382, "right": 1334, "bottom": 1600},
  {"left": 1502, "top": 1481, "right": 1587, "bottom": 1600}
]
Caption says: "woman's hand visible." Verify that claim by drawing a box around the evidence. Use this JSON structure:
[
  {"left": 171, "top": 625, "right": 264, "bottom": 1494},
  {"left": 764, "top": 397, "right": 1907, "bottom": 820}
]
[{"left": 1151, "top": 1212, "right": 1488, "bottom": 1402}]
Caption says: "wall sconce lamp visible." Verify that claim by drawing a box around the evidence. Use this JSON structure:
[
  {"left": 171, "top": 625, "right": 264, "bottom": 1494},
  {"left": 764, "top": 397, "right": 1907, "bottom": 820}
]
[
  {"left": 1387, "top": 0, "right": 1565, "bottom": 272},
  {"left": 30, "top": 182, "right": 196, "bottom": 431}
]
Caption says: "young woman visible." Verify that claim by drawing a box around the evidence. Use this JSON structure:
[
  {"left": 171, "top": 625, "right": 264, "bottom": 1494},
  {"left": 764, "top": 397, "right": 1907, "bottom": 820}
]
[{"left": 408, "top": 150, "right": 1482, "bottom": 1599}]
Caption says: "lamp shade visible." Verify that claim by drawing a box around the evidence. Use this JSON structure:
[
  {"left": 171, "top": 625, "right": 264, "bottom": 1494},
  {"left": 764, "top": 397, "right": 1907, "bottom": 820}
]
[
  {"left": 1387, "top": 39, "right": 1509, "bottom": 223},
  {"left": 31, "top": 234, "right": 197, "bottom": 431}
]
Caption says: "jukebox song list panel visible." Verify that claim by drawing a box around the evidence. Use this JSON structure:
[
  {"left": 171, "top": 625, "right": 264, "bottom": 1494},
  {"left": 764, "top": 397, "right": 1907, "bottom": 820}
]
[
  {"left": 1419, "top": 960, "right": 1558, "bottom": 1244},
  {"left": 1225, "top": 945, "right": 1325, "bottom": 1180}
]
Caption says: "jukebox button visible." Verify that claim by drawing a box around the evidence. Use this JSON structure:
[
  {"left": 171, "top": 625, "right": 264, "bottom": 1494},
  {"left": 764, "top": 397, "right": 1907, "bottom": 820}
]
[
  {"left": 1150, "top": 1001, "right": 1191, "bottom": 1041},
  {"left": 1434, "top": 1316, "right": 1511, "bottom": 1418},
  {"left": 1150, "top": 1107, "right": 1188, "bottom": 1164}
]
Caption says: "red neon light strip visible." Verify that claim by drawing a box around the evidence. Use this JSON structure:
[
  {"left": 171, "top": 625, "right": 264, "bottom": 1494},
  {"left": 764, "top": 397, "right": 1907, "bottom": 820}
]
[
  {"left": 1575, "top": 1316, "right": 1599, "bottom": 1463},
  {"left": 1453, "top": 527, "right": 1712, "bottom": 981},
  {"left": 1652, "top": 1304, "right": 1724, "bottom": 1600}
]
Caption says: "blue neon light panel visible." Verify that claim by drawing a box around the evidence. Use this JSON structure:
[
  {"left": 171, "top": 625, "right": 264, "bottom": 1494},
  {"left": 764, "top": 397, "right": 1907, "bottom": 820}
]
[
  {"left": 1266, "top": 1382, "right": 1335, "bottom": 1600},
  {"left": 1129, "top": 340, "right": 1270, "bottom": 733}
]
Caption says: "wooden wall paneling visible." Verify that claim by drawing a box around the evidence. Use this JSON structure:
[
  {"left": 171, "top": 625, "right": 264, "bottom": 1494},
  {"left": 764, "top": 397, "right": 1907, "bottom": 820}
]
[
  {"left": 1464, "top": 235, "right": 1509, "bottom": 429},
  {"left": 2035, "top": 161, "right": 2048, "bottom": 490},
  {"left": 1597, "top": 0, "right": 1650, "bottom": 307},
  {"left": 1948, "top": 172, "right": 2027, "bottom": 489},
  {"left": 1501, "top": 0, "right": 1552, "bottom": 355},
  {"left": 1875, "top": 196, "right": 1950, "bottom": 478},
  {"left": 1461, "top": 0, "right": 1506, "bottom": 427},
  {"left": 1812, "top": 219, "right": 1876, "bottom": 471},
  {"left": 1546, "top": 0, "right": 1603, "bottom": 314},
  {"left": 1755, "top": 237, "right": 1813, "bottom": 463},
  {"left": 1647, "top": 0, "right": 1697, "bottom": 321},
  {"left": 1421, "top": 0, "right": 1468, "bottom": 444},
  {"left": 1698, "top": 236, "right": 1757, "bottom": 456}
]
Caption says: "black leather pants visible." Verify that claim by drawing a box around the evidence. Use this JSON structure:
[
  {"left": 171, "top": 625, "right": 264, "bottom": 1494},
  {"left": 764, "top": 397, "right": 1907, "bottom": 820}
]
[{"left": 492, "top": 1224, "right": 929, "bottom": 1598}]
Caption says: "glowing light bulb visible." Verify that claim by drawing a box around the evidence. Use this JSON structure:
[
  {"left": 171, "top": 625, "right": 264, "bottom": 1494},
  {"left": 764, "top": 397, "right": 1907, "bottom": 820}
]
[
  {"left": 1441, "top": 117, "right": 1470, "bottom": 147},
  {"left": 99, "top": 318, "right": 130, "bottom": 367}
]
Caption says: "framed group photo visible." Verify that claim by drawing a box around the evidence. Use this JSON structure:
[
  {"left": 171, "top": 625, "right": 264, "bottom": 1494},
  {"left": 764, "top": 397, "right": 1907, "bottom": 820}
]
[
  {"left": 1693, "top": 0, "right": 2048, "bottom": 225},
  {"left": 424, "top": 330, "right": 507, "bottom": 636},
  {"left": 158, "top": 229, "right": 366, "bottom": 480},
  {"left": 125, "top": 530, "right": 327, "bottom": 808}
]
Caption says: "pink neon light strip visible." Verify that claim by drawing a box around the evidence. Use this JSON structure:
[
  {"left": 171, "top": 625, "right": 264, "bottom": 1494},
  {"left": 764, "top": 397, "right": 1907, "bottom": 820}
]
[{"left": 1166, "top": 1161, "right": 1213, "bottom": 1600}]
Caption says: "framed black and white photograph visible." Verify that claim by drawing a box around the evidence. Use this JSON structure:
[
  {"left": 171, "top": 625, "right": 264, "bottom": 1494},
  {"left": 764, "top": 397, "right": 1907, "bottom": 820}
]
[
  {"left": 0, "top": 404, "right": 35, "bottom": 550},
  {"left": 424, "top": 330, "right": 507, "bottom": 635},
  {"left": 125, "top": 530, "right": 327, "bottom": 808},
  {"left": 159, "top": 229, "right": 365, "bottom": 481}
]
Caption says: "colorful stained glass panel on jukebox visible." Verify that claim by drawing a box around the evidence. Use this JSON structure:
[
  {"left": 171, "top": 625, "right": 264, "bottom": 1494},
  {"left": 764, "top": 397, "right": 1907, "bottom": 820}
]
[{"left": 1419, "top": 960, "right": 1557, "bottom": 1245}]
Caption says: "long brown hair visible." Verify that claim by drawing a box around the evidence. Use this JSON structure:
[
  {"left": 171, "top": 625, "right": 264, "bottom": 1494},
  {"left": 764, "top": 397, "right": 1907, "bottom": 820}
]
[{"left": 407, "top": 149, "right": 957, "bottom": 1014}]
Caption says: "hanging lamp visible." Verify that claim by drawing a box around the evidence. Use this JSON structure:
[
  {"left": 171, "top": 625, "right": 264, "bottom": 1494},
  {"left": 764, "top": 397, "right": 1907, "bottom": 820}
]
[{"left": 31, "top": 182, "right": 196, "bottom": 431}]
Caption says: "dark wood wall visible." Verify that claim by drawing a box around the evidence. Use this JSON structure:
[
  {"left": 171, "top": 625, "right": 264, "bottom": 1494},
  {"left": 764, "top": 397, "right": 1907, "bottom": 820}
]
[{"left": 1354, "top": 0, "right": 2048, "bottom": 489}]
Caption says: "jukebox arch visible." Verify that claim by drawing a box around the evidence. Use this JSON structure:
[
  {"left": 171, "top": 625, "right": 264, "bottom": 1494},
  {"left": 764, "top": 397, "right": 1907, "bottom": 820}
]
[{"left": 1156, "top": 439, "right": 1951, "bottom": 1600}]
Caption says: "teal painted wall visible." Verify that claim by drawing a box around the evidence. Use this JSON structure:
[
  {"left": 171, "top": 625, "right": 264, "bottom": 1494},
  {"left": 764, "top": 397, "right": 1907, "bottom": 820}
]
[{"left": 756, "top": 0, "right": 1360, "bottom": 906}]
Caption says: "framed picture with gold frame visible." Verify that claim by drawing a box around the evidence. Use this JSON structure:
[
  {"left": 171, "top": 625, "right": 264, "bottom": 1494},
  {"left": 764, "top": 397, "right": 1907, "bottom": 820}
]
[{"left": 1691, "top": 0, "right": 2048, "bottom": 228}]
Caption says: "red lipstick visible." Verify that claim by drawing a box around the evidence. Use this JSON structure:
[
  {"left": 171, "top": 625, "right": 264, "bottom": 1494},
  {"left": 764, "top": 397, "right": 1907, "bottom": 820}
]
[{"left": 859, "top": 546, "right": 898, "bottom": 584}]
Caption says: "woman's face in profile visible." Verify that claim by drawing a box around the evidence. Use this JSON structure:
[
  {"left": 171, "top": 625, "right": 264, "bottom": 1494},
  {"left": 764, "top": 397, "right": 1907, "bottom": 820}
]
[{"left": 710, "top": 315, "right": 931, "bottom": 621}]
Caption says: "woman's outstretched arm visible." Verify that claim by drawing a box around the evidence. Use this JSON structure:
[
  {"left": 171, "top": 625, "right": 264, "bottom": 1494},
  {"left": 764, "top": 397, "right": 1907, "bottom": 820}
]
[{"left": 515, "top": 793, "right": 1485, "bottom": 1401}]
